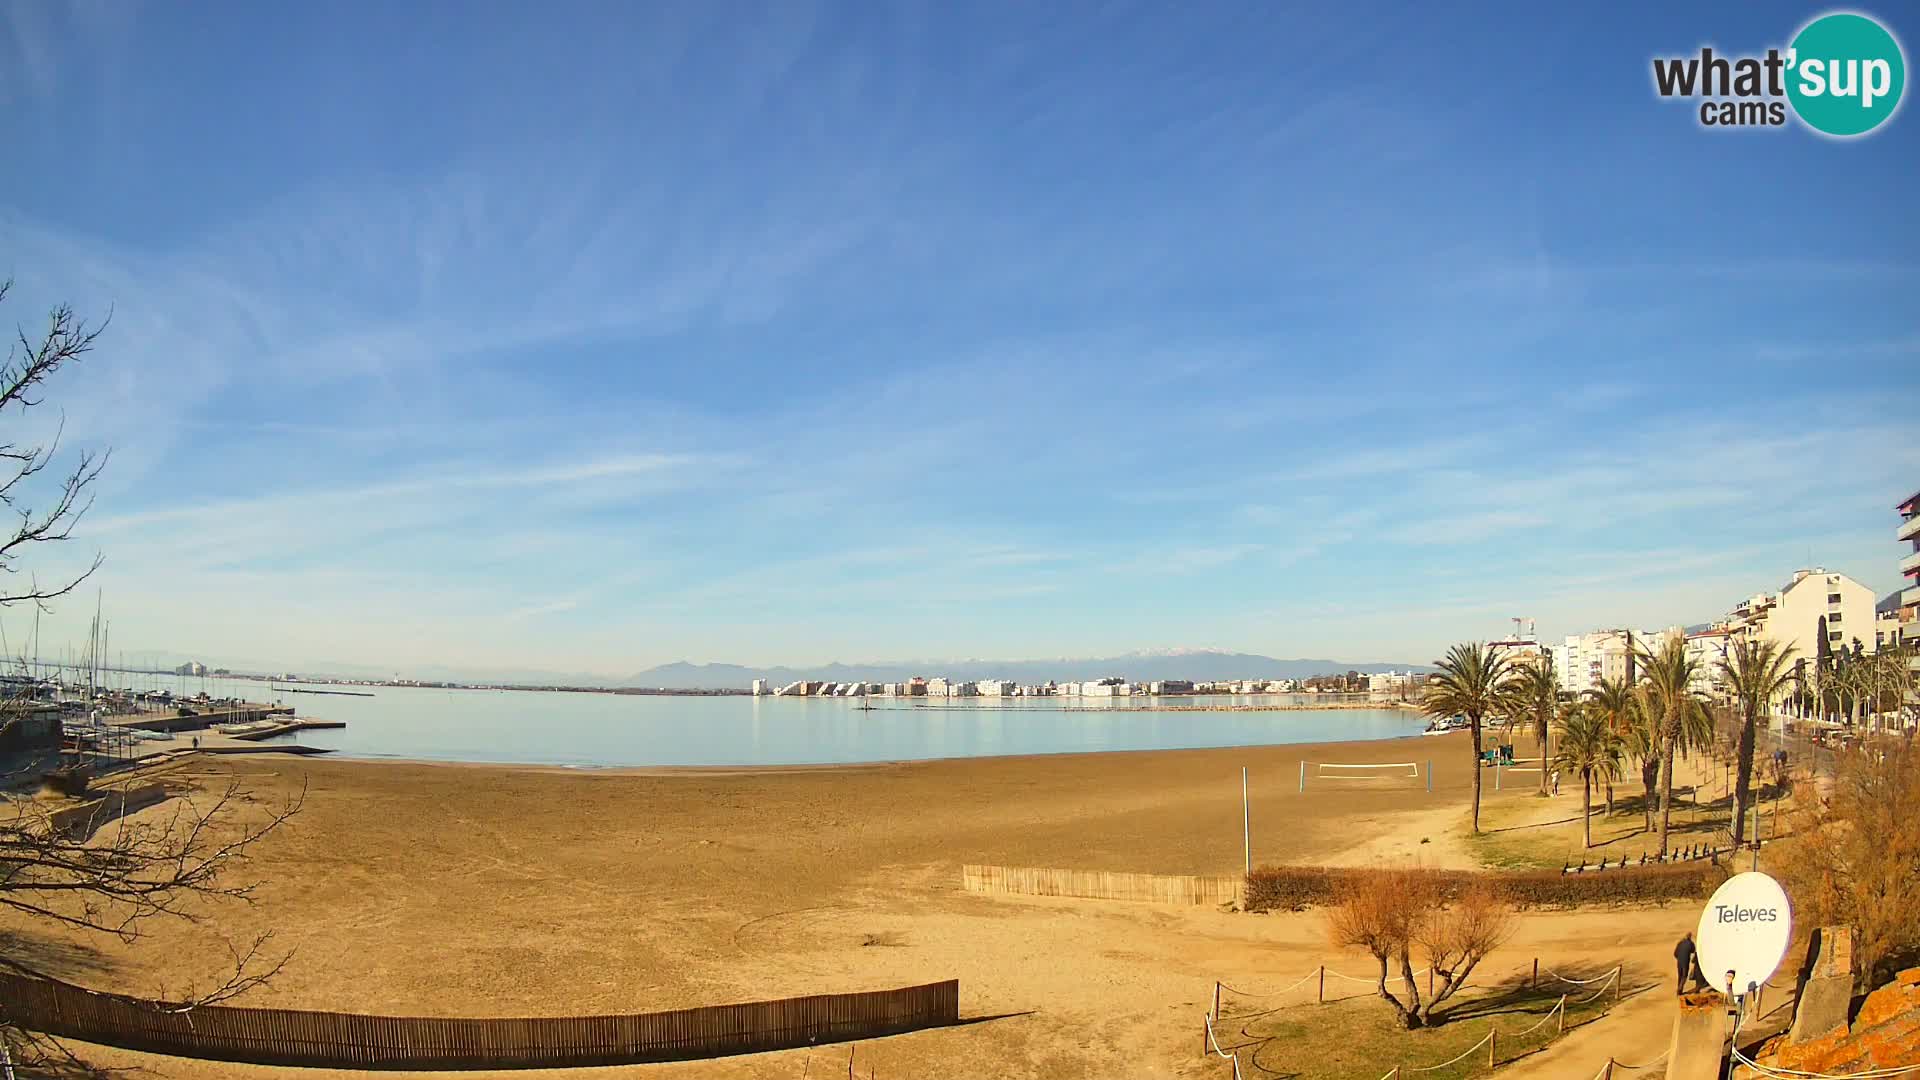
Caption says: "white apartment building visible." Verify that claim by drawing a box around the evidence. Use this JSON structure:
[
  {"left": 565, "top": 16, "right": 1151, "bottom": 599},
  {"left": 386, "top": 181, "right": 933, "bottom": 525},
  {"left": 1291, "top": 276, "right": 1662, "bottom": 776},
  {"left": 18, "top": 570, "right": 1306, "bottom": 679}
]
[
  {"left": 1900, "top": 490, "right": 1920, "bottom": 669},
  {"left": 1684, "top": 627, "right": 1735, "bottom": 701},
  {"left": 1550, "top": 631, "right": 1628, "bottom": 697},
  {"left": 1548, "top": 628, "right": 1685, "bottom": 697},
  {"left": 1367, "top": 671, "right": 1417, "bottom": 693},
  {"left": 1072, "top": 678, "right": 1130, "bottom": 697},
  {"left": 751, "top": 679, "right": 767, "bottom": 696},
  {"left": 1877, "top": 610, "right": 1904, "bottom": 652},
  {"left": 1725, "top": 567, "right": 1878, "bottom": 661},
  {"left": 976, "top": 679, "right": 1013, "bottom": 697}
]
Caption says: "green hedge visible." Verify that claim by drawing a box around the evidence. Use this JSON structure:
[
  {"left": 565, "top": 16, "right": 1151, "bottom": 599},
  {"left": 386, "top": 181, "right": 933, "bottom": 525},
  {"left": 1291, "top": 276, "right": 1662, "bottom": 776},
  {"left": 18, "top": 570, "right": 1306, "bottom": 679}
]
[{"left": 1242, "top": 860, "right": 1725, "bottom": 913}]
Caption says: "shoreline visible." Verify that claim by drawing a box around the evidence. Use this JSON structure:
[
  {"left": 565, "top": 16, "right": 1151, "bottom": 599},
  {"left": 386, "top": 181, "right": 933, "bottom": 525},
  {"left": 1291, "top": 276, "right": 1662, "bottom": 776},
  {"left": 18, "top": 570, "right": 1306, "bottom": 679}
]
[{"left": 236, "top": 725, "right": 1458, "bottom": 778}]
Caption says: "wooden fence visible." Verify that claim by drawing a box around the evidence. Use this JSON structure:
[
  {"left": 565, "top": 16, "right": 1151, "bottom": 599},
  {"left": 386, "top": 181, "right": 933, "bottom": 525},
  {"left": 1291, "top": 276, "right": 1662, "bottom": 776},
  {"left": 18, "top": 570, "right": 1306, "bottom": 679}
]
[
  {"left": 0, "top": 972, "right": 958, "bottom": 1070},
  {"left": 963, "top": 863, "right": 1243, "bottom": 906}
]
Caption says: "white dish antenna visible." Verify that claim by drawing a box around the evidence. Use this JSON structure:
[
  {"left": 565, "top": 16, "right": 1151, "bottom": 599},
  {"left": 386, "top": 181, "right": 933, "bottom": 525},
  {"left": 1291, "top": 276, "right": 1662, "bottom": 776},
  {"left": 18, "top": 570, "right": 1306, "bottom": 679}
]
[{"left": 1694, "top": 871, "right": 1793, "bottom": 998}]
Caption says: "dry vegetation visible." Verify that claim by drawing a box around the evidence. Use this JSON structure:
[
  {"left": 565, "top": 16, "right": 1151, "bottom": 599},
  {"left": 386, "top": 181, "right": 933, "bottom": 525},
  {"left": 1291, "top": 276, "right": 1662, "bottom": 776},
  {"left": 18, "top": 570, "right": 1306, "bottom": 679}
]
[
  {"left": 1772, "top": 734, "right": 1920, "bottom": 991},
  {"left": 1324, "top": 867, "right": 1514, "bottom": 1028}
]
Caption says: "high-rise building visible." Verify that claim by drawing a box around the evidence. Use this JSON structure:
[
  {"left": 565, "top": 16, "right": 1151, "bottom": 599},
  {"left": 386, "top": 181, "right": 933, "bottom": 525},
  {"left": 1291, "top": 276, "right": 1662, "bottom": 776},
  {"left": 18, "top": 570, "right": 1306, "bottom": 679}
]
[{"left": 1899, "top": 489, "right": 1920, "bottom": 684}]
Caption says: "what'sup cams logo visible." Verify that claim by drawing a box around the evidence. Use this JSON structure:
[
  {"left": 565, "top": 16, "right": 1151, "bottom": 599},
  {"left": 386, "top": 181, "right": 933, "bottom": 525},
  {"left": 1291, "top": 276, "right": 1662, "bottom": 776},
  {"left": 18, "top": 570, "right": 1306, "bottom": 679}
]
[{"left": 1652, "top": 11, "right": 1906, "bottom": 136}]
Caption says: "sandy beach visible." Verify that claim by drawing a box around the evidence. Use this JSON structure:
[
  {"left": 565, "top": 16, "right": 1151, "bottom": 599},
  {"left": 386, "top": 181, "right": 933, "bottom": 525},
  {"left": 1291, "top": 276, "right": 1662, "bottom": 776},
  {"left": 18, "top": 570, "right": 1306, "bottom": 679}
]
[{"left": 5, "top": 733, "right": 1710, "bottom": 1078}]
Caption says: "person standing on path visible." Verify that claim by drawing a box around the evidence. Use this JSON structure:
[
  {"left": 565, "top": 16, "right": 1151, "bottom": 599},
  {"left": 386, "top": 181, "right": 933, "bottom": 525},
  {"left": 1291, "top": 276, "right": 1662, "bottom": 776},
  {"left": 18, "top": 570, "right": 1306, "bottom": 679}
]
[{"left": 1674, "top": 932, "right": 1701, "bottom": 994}]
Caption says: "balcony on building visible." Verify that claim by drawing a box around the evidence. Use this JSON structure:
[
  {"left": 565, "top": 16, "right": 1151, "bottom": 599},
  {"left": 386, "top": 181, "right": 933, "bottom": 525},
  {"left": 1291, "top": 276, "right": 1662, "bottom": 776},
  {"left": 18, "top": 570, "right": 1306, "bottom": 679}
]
[{"left": 1900, "top": 487, "right": 1920, "bottom": 542}]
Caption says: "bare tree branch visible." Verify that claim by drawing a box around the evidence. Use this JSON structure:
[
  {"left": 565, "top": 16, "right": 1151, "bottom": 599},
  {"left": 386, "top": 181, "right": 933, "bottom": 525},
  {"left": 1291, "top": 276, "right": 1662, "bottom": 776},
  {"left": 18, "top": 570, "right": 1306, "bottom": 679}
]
[
  {"left": 0, "top": 283, "right": 301, "bottom": 1067},
  {"left": 0, "top": 281, "right": 110, "bottom": 609}
]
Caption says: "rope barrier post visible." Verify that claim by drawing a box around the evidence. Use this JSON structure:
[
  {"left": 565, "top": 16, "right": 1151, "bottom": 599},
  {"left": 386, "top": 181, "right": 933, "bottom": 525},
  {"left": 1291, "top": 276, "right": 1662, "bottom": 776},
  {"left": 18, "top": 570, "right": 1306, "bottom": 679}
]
[
  {"left": 1428, "top": 966, "right": 1434, "bottom": 999},
  {"left": 1318, "top": 965, "right": 1325, "bottom": 1004},
  {"left": 1299, "top": 759, "right": 1305, "bottom": 794},
  {"left": 1602, "top": 1060, "right": 1613, "bottom": 1079},
  {"left": 1213, "top": 981, "right": 1221, "bottom": 1021},
  {"left": 1488, "top": 1028, "right": 1497, "bottom": 1068},
  {"left": 1531, "top": 958, "right": 1537, "bottom": 990},
  {"left": 1557, "top": 995, "right": 1565, "bottom": 1035}
]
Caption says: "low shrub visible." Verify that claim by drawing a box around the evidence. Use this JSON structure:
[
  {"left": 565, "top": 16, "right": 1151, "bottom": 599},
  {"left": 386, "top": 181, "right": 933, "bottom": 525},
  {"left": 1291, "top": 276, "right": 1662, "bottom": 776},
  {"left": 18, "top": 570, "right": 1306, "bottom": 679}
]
[{"left": 1244, "top": 859, "right": 1724, "bottom": 913}]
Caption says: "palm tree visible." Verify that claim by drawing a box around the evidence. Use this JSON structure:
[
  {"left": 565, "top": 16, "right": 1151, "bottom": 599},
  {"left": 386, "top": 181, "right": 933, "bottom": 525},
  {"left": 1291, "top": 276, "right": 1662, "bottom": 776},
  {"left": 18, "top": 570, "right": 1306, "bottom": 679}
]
[
  {"left": 1553, "top": 702, "right": 1623, "bottom": 849},
  {"left": 1509, "top": 656, "right": 1560, "bottom": 796},
  {"left": 1586, "top": 677, "right": 1638, "bottom": 816},
  {"left": 1422, "top": 642, "right": 1521, "bottom": 834},
  {"left": 1619, "top": 698, "right": 1662, "bottom": 833},
  {"left": 1717, "top": 639, "right": 1797, "bottom": 847},
  {"left": 1634, "top": 635, "right": 1706, "bottom": 855}
]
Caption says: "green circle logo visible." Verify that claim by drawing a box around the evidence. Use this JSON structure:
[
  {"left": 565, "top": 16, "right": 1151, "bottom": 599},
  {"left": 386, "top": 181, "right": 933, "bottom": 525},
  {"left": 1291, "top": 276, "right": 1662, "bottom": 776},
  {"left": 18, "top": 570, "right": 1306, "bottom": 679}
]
[{"left": 1787, "top": 12, "right": 1906, "bottom": 136}]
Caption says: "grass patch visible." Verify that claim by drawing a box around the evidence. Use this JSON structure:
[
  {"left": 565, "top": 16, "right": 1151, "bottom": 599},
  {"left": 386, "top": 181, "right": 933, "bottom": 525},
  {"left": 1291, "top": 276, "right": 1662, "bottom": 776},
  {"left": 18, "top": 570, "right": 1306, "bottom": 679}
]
[
  {"left": 1464, "top": 785, "right": 1731, "bottom": 872},
  {"left": 1213, "top": 967, "right": 1627, "bottom": 1079}
]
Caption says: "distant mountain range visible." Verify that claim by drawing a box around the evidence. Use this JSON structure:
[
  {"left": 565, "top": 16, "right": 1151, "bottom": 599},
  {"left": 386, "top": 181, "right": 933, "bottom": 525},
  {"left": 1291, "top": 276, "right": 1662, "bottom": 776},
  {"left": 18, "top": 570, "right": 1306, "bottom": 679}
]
[
  {"left": 620, "top": 650, "right": 1433, "bottom": 690},
  {"left": 94, "top": 648, "right": 1430, "bottom": 691}
]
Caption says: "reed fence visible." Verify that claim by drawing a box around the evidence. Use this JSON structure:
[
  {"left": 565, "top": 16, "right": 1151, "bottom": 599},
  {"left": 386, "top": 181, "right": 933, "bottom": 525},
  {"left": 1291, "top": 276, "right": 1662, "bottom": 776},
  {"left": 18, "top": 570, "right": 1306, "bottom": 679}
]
[
  {"left": 0, "top": 971, "right": 958, "bottom": 1070},
  {"left": 963, "top": 864, "right": 1243, "bottom": 906}
]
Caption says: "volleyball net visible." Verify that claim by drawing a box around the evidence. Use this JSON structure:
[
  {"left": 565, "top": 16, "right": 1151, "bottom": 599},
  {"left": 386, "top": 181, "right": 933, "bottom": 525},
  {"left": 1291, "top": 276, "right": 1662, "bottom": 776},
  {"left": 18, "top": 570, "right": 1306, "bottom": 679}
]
[{"left": 1298, "top": 760, "right": 1428, "bottom": 791}]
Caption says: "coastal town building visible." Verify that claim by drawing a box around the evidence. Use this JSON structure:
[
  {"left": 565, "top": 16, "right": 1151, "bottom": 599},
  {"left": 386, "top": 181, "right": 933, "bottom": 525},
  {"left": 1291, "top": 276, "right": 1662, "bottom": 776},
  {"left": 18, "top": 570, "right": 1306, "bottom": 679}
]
[
  {"left": 1877, "top": 608, "right": 1904, "bottom": 652},
  {"left": 1684, "top": 627, "right": 1735, "bottom": 701},
  {"left": 1898, "top": 490, "right": 1920, "bottom": 719},
  {"left": 751, "top": 679, "right": 767, "bottom": 696},
  {"left": 1721, "top": 568, "right": 1878, "bottom": 661},
  {"left": 1901, "top": 490, "right": 1920, "bottom": 662},
  {"left": 1544, "top": 627, "right": 1686, "bottom": 697},
  {"left": 1366, "top": 671, "right": 1419, "bottom": 694},
  {"left": 1487, "top": 621, "right": 1545, "bottom": 670}
]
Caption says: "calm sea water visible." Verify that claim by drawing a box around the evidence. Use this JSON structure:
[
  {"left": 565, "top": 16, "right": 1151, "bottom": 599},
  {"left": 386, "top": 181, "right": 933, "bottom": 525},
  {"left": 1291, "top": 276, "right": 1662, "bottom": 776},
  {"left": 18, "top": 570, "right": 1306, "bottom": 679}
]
[{"left": 216, "top": 682, "right": 1426, "bottom": 768}]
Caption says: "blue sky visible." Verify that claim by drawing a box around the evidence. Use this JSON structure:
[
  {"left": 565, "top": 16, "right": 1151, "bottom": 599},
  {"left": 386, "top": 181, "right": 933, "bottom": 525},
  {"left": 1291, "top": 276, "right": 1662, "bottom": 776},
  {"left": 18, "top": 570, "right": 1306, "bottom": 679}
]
[{"left": 1, "top": 1, "right": 1915, "bottom": 678}]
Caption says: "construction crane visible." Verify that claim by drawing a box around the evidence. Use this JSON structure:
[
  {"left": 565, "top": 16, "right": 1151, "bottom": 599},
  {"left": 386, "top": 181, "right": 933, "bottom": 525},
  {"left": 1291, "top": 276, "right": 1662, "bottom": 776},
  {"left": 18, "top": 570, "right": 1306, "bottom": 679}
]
[{"left": 1510, "top": 616, "right": 1537, "bottom": 642}]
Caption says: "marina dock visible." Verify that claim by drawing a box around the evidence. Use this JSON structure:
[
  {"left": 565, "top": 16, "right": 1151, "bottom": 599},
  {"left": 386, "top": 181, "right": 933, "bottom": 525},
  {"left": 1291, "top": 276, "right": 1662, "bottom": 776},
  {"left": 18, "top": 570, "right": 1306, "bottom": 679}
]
[{"left": 99, "top": 703, "right": 344, "bottom": 760}]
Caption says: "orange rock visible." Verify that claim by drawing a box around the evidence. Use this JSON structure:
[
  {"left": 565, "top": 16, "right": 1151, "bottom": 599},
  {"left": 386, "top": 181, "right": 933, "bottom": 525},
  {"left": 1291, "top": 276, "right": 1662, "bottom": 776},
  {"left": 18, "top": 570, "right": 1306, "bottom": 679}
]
[{"left": 1854, "top": 983, "right": 1920, "bottom": 1029}]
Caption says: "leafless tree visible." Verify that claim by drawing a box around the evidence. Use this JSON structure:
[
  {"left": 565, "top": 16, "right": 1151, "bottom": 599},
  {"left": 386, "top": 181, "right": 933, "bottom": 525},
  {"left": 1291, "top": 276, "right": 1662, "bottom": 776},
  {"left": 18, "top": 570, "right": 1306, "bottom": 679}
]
[
  {"left": 0, "top": 280, "right": 109, "bottom": 613},
  {"left": 1773, "top": 734, "right": 1920, "bottom": 991},
  {"left": 1325, "top": 867, "right": 1515, "bottom": 1028},
  {"left": 0, "top": 283, "right": 301, "bottom": 1071}
]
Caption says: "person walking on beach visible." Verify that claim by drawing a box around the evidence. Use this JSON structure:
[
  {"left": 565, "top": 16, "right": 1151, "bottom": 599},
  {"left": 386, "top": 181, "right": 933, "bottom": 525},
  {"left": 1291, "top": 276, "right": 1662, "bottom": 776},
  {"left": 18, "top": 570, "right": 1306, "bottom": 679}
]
[
  {"left": 1550, "top": 768, "right": 1561, "bottom": 796},
  {"left": 1674, "top": 932, "right": 1702, "bottom": 994}
]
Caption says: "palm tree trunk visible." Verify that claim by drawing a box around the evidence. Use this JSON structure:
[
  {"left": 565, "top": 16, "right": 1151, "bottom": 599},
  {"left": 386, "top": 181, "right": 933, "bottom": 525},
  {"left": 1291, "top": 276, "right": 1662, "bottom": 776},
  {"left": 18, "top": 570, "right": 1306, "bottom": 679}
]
[
  {"left": 1732, "top": 706, "right": 1757, "bottom": 846},
  {"left": 1642, "top": 759, "right": 1657, "bottom": 832},
  {"left": 1537, "top": 714, "right": 1549, "bottom": 796},
  {"left": 1583, "top": 774, "right": 1593, "bottom": 848},
  {"left": 1470, "top": 715, "right": 1483, "bottom": 834},
  {"left": 1657, "top": 729, "right": 1676, "bottom": 856}
]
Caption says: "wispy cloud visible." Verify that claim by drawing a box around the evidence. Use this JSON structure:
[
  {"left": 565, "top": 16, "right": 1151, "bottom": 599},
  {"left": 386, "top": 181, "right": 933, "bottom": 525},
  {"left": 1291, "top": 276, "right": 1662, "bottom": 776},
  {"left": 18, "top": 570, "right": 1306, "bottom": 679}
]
[{"left": 3, "top": 3, "right": 1914, "bottom": 674}]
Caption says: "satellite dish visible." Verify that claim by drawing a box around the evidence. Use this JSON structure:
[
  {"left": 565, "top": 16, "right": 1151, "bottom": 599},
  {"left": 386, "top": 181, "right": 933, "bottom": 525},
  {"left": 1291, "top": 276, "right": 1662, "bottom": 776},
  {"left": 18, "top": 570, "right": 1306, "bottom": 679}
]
[{"left": 1695, "top": 871, "right": 1792, "bottom": 997}]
